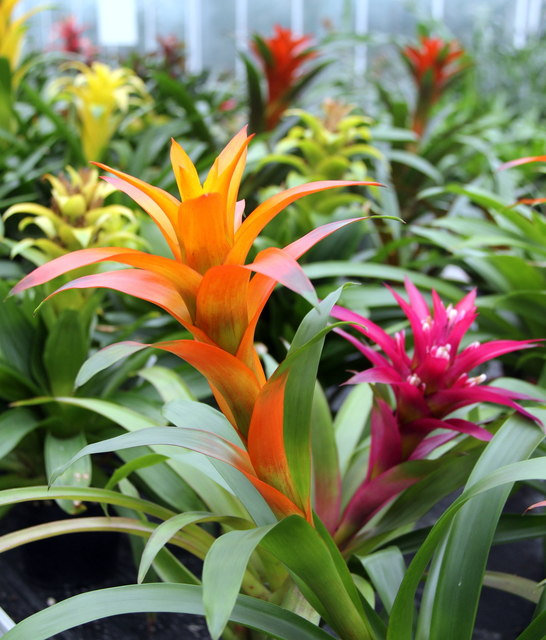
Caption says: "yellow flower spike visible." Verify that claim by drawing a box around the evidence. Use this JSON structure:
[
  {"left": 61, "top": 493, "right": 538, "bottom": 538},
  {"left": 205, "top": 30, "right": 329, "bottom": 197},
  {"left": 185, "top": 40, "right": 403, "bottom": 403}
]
[
  {"left": 50, "top": 62, "right": 151, "bottom": 162},
  {"left": 0, "top": 0, "right": 44, "bottom": 82}
]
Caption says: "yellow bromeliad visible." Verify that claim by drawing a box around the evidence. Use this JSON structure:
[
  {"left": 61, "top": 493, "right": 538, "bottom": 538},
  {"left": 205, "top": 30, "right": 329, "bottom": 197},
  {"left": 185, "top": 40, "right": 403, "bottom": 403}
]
[
  {"left": 0, "top": 0, "right": 43, "bottom": 86},
  {"left": 12, "top": 128, "right": 380, "bottom": 520},
  {"left": 4, "top": 166, "right": 142, "bottom": 261},
  {"left": 50, "top": 61, "right": 151, "bottom": 162}
]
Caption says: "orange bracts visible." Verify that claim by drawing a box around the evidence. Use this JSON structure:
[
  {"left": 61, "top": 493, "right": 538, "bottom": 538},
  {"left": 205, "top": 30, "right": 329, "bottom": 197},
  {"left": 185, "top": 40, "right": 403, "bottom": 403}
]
[{"left": 12, "top": 128, "right": 380, "bottom": 521}]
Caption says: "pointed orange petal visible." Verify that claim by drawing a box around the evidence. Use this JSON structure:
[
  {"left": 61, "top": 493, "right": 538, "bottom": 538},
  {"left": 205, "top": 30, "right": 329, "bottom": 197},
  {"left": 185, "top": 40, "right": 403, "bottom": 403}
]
[
  {"left": 93, "top": 162, "right": 183, "bottom": 255},
  {"left": 10, "top": 247, "right": 202, "bottom": 320},
  {"left": 170, "top": 138, "right": 203, "bottom": 201},
  {"left": 178, "top": 193, "right": 231, "bottom": 274},
  {"left": 195, "top": 265, "right": 250, "bottom": 355},
  {"left": 101, "top": 176, "right": 182, "bottom": 260},
  {"left": 43, "top": 269, "right": 191, "bottom": 325},
  {"left": 203, "top": 127, "right": 252, "bottom": 241},
  {"left": 245, "top": 247, "right": 317, "bottom": 305},
  {"left": 9, "top": 247, "right": 141, "bottom": 295},
  {"left": 115, "top": 252, "right": 201, "bottom": 319},
  {"left": 154, "top": 340, "right": 262, "bottom": 437},
  {"left": 229, "top": 180, "right": 382, "bottom": 264}
]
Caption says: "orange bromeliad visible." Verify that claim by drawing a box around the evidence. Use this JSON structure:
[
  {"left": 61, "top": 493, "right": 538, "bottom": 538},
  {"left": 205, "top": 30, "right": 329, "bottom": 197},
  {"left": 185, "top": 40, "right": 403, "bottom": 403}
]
[{"left": 12, "top": 127, "right": 380, "bottom": 522}]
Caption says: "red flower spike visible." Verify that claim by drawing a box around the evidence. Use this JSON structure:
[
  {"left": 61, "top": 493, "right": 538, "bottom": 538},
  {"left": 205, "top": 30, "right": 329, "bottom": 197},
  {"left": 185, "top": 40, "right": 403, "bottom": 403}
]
[
  {"left": 252, "top": 24, "right": 319, "bottom": 130},
  {"left": 401, "top": 35, "right": 467, "bottom": 136}
]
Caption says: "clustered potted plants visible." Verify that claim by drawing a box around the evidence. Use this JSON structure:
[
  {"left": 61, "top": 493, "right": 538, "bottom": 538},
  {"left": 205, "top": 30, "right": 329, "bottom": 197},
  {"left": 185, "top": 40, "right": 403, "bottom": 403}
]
[{"left": 1, "top": 2, "right": 546, "bottom": 639}]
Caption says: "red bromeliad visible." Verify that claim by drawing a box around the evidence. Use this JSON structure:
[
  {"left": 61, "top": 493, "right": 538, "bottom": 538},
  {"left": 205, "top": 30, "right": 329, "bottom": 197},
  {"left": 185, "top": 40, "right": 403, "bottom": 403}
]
[
  {"left": 252, "top": 25, "right": 319, "bottom": 131},
  {"left": 53, "top": 15, "right": 96, "bottom": 60},
  {"left": 402, "top": 35, "right": 466, "bottom": 136},
  {"left": 332, "top": 278, "right": 540, "bottom": 546},
  {"left": 11, "top": 127, "right": 380, "bottom": 523}
]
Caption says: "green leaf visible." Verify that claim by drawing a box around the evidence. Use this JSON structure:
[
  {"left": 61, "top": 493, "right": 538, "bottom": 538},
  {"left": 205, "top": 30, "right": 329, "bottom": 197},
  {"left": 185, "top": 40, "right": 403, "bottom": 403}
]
[
  {"left": 47, "top": 425, "right": 250, "bottom": 486},
  {"left": 203, "top": 515, "right": 374, "bottom": 640},
  {"left": 115, "top": 447, "right": 204, "bottom": 513},
  {"left": 417, "top": 411, "right": 545, "bottom": 640},
  {"left": 139, "top": 511, "right": 251, "bottom": 585},
  {"left": 203, "top": 523, "right": 277, "bottom": 639},
  {"left": 75, "top": 341, "right": 149, "bottom": 388},
  {"left": 1, "top": 583, "right": 334, "bottom": 640},
  {"left": 137, "top": 365, "right": 195, "bottom": 403},
  {"left": 482, "top": 571, "right": 542, "bottom": 604},
  {"left": 0, "top": 486, "right": 176, "bottom": 521},
  {"left": 273, "top": 288, "right": 344, "bottom": 514},
  {"left": 388, "top": 150, "right": 442, "bottom": 183},
  {"left": 20, "top": 82, "right": 85, "bottom": 165},
  {"left": 0, "top": 408, "right": 40, "bottom": 458},
  {"left": 0, "top": 291, "right": 36, "bottom": 379},
  {"left": 334, "top": 384, "right": 372, "bottom": 477},
  {"left": 103, "top": 453, "right": 168, "bottom": 492},
  {"left": 303, "top": 263, "right": 462, "bottom": 300},
  {"left": 358, "top": 547, "right": 406, "bottom": 615},
  {"left": 44, "top": 431, "right": 92, "bottom": 514},
  {"left": 0, "top": 516, "right": 184, "bottom": 555},
  {"left": 241, "top": 52, "right": 264, "bottom": 133},
  {"left": 43, "top": 309, "right": 89, "bottom": 396},
  {"left": 17, "top": 396, "right": 166, "bottom": 430},
  {"left": 387, "top": 411, "right": 546, "bottom": 640},
  {"left": 154, "top": 72, "right": 214, "bottom": 146}
]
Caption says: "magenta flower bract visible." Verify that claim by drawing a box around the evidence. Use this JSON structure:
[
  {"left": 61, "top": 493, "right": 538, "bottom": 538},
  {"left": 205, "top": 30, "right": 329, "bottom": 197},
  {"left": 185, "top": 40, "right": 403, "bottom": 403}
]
[{"left": 332, "top": 278, "right": 541, "bottom": 546}]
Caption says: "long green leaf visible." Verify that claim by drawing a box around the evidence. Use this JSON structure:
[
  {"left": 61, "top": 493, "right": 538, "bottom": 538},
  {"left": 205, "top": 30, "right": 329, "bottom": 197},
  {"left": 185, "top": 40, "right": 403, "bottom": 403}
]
[
  {"left": 304, "top": 263, "right": 462, "bottom": 299},
  {"left": 358, "top": 547, "right": 406, "bottom": 615},
  {"left": 0, "top": 408, "right": 40, "bottom": 458},
  {"left": 139, "top": 511, "right": 251, "bottom": 584},
  {"left": 1, "top": 583, "right": 334, "bottom": 640},
  {"left": 0, "top": 516, "right": 193, "bottom": 555},
  {"left": 203, "top": 515, "right": 374, "bottom": 640},
  {"left": 43, "top": 309, "right": 88, "bottom": 396},
  {"left": 387, "top": 411, "right": 546, "bottom": 640},
  {"left": 203, "top": 523, "right": 277, "bottom": 639},
  {"left": 274, "top": 288, "right": 344, "bottom": 512},
  {"left": 418, "top": 412, "right": 545, "bottom": 639},
  {"left": 0, "top": 486, "right": 175, "bottom": 521}
]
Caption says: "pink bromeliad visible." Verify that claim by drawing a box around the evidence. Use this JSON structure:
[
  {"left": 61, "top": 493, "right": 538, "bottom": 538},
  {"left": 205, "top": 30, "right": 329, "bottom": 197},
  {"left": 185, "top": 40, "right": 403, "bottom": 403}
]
[{"left": 332, "top": 278, "right": 540, "bottom": 547}]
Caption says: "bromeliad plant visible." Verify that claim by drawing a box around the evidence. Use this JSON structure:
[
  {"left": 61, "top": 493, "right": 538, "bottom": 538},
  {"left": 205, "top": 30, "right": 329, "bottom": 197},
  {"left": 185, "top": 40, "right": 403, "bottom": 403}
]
[
  {"left": 49, "top": 61, "right": 151, "bottom": 162},
  {"left": 0, "top": 0, "right": 43, "bottom": 87},
  {"left": 3, "top": 165, "right": 142, "bottom": 263},
  {"left": 10, "top": 126, "right": 380, "bottom": 514},
  {"left": 51, "top": 15, "right": 96, "bottom": 61},
  {"left": 331, "top": 278, "right": 541, "bottom": 550},
  {"left": 401, "top": 33, "right": 468, "bottom": 138},
  {"left": 242, "top": 24, "right": 330, "bottom": 133}
]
